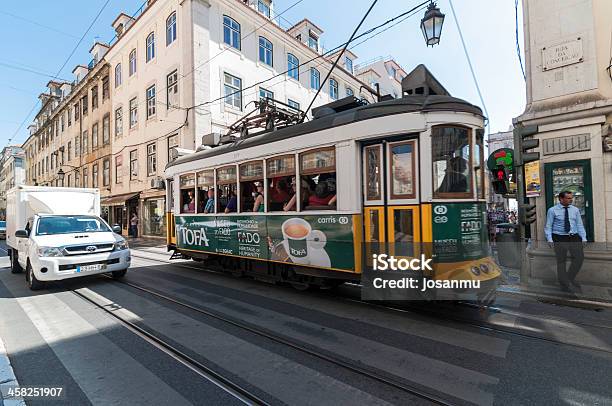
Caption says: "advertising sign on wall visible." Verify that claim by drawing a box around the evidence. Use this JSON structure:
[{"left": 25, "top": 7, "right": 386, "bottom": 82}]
[{"left": 525, "top": 161, "right": 541, "bottom": 197}]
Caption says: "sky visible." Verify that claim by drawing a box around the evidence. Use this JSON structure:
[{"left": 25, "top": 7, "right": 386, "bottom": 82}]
[{"left": 0, "top": 0, "right": 526, "bottom": 150}]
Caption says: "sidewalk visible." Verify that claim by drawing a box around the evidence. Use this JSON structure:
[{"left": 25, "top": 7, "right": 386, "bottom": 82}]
[{"left": 0, "top": 331, "right": 25, "bottom": 406}]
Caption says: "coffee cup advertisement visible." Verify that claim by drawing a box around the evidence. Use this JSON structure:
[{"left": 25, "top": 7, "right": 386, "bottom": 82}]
[{"left": 175, "top": 214, "right": 355, "bottom": 271}]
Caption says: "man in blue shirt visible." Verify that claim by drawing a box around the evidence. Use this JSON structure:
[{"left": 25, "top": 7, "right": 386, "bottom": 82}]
[{"left": 544, "top": 191, "right": 587, "bottom": 291}]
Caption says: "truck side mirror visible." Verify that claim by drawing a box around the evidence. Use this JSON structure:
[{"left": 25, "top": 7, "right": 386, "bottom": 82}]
[
  {"left": 112, "top": 225, "right": 122, "bottom": 234},
  {"left": 15, "top": 230, "right": 28, "bottom": 238}
]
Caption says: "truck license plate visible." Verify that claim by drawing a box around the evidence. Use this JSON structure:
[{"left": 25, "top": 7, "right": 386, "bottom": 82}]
[{"left": 77, "top": 264, "right": 105, "bottom": 273}]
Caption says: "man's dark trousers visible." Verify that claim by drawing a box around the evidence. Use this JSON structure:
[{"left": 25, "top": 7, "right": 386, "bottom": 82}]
[{"left": 552, "top": 233, "right": 584, "bottom": 286}]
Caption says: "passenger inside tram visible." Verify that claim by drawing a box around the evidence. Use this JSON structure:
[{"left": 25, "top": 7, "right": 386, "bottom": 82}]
[
  {"left": 436, "top": 156, "right": 468, "bottom": 194},
  {"left": 204, "top": 189, "right": 215, "bottom": 213},
  {"left": 282, "top": 177, "right": 314, "bottom": 211},
  {"left": 252, "top": 182, "right": 264, "bottom": 212},
  {"left": 182, "top": 190, "right": 196, "bottom": 213},
  {"left": 269, "top": 177, "right": 291, "bottom": 211},
  {"left": 302, "top": 173, "right": 336, "bottom": 210},
  {"left": 224, "top": 190, "right": 238, "bottom": 213}
]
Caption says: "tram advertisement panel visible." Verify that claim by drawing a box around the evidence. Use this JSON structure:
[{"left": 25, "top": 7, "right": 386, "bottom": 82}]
[
  {"left": 174, "top": 214, "right": 355, "bottom": 270},
  {"left": 431, "top": 203, "right": 489, "bottom": 263}
]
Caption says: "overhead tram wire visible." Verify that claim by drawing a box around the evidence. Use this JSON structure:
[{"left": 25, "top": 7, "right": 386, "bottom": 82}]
[
  {"left": 448, "top": 0, "right": 490, "bottom": 130},
  {"left": 190, "top": 0, "right": 431, "bottom": 112},
  {"left": 4, "top": 0, "right": 112, "bottom": 148},
  {"left": 515, "top": 0, "right": 526, "bottom": 81},
  {"left": 301, "top": 0, "right": 379, "bottom": 121}
]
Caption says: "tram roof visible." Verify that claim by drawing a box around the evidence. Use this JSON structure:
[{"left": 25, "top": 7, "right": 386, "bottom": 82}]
[{"left": 167, "top": 95, "right": 484, "bottom": 169}]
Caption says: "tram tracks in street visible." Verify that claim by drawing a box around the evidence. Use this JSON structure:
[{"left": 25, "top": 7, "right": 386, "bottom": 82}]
[
  {"left": 129, "top": 252, "right": 612, "bottom": 356},
  {"left": 338, "top": 296, "right": 612, "bottom": 355},
  {"left": 97, "top": 273, "right": 452, "bottom": 406},
  {"left": 71, "top": 287, "right": 271, "bottom": 406}
]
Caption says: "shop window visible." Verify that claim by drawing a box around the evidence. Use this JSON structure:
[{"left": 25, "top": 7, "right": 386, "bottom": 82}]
[
  {"left": 217, "top": 166, "right": 237, "bottom": 213},
  {"left": 300, "top": 148, "right": 336, "bottom": 210},
  {"left": 143, "top": 198, "right": 166, "bottom": 237},
  {"left": 239, "top": 161, "right": 264, "bottom": 213},
  {"left": 180, "top": 174, "right": 196, "bottom": 213},
  {"left": 388, "top": 140, "right": 416, "bottom": 200},
  {"left": 432, "top": 126, "right": 472, "bottom": 198},
  {"left": 196, "top": 170, "right": 214, "bottom": 214},
  {"left": 266, "top": 155, "right": 295, "bottom": 211}
]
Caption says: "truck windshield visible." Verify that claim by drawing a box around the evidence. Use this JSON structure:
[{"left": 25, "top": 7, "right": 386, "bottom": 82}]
[{"left": 36, "top": 216, "right": 111, "bottom": 235}]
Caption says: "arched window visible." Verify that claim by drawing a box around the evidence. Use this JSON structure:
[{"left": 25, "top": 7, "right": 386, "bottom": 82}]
[
  {"left": 223, "top": 16, "right": 241, "bottom": 50},
  {"left": 146, "top": 32, "right": 155, "bottom": 62},
  {"left": 258, "top": 37, "right": 273, "bottom": 66},
  {"left": 129, "top": 49, "right": 136, "bottom": 76},
  {"left": 287, "top": 53, "right": 299, "bottom": 80},
  {"left": 166, "top": 12, "right": 177, "bottom": 46},
  {"left": 115, "top": 63, "right": 122, "bottom": 87}
]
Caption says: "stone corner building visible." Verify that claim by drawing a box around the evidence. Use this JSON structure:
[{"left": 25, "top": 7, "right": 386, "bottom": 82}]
[{"left": 514, "top": 0, "right": 612, "bottom": 284}]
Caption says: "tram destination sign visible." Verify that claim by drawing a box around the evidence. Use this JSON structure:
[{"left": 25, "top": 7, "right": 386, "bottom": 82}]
[{"left": 175, "top": 214, "right": 355, "bottom": 271}]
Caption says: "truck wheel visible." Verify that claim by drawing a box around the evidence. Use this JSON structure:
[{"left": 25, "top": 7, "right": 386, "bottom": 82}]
[
  {"left": 10, "top": 250, "right": 23, "bottom": 274},
  {"left": 26, "top": 262, "right": 44, "bottom": 291},
  {"left": 112, "top": 269, "right": 127, "bottom": 279}
]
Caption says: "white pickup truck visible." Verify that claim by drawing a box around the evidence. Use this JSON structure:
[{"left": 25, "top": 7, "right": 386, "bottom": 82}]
[{"left": 6, "top": 186, "right": 131, "bottom": 290}]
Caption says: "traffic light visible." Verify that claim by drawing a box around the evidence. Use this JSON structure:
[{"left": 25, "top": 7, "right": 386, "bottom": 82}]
[
  {"left": 514, "top": 125, "right": 540, "bottom": 165},
  {"left": 520, "top": 204, "right": 537, "bottom": 225},
  {"left": 492, "top": 165, "right": 509, "bottom": 194}
]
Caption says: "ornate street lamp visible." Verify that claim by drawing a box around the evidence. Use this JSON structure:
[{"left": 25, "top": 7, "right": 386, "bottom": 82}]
[
  {"left": 421, "top": 1, "right": 445, "bottom": 46},
  {"left": 57, "top": 168, "right": 65, "bottom": 183}
]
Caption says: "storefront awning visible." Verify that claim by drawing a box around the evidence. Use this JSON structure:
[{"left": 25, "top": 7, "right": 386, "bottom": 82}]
[{"left": 100, "top": 192, "right": 140, "bottom": 206}]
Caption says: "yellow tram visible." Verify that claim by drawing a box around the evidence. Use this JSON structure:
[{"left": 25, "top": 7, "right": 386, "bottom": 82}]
[{"left": 164, "top": 88, "right": 501, "bottom": 300}]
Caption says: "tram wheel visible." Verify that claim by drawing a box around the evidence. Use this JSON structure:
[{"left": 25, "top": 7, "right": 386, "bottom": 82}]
[{"left": 290, "top": 282, "right": 311, "bottom": 291}]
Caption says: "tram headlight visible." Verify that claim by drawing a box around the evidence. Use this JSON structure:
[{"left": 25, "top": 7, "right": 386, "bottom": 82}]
[
  {"left": 470, "top": 266, "right": 481, "bottom": 276},
  {"left": 479, "top": 264, "right": 489, "bottom": 274}
]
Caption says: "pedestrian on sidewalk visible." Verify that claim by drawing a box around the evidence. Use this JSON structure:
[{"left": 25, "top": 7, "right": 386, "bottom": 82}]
[
  {"left": 544, "top": 191, "right": 587, "bottom": 292},
  {"left": 130, "top": 212, "right": 139, "bottom": 238}
]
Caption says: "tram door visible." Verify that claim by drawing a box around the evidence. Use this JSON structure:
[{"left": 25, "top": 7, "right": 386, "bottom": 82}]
[{"left": 362, "top": 140, "right": 420, "bottom": 261}]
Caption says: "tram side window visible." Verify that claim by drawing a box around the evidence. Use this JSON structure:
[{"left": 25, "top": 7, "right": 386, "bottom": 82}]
[
  {"left": 240, "top": 161, "right": 264, "bottom": 212},
  {"left": 300, "top": 148, "right": 336, "bottom": 210},
  {"left": 475, "top": 129, "right": 485, "bottom": 199},
  {"left": 217, "top": 166, "right": 237, "bottom": 213},
  {"left": 180, "top": 174, "right": 196, "bottom": 213},
  {"left": 197, "top": 170, "right": 214, "bottom": 213},
  {"left": 432, "top": 126, "right": 472, "bottom": 197},
  {"left": 266, "top": 155, "right": 295, "bottom": 211}
]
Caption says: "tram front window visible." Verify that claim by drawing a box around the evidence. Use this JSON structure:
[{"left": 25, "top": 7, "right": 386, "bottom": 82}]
[{"left": 432, "top": 126, "right": 472, "bottom": 197}]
